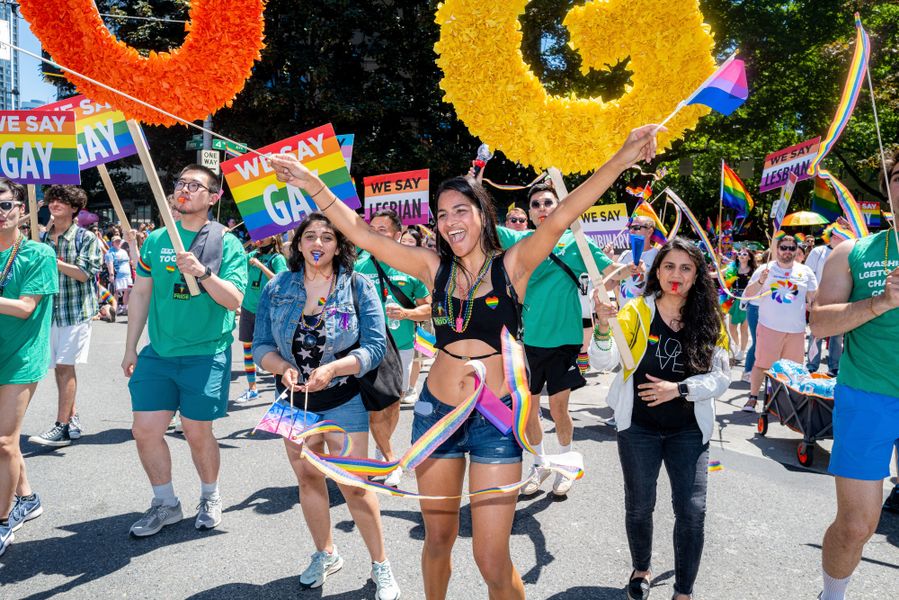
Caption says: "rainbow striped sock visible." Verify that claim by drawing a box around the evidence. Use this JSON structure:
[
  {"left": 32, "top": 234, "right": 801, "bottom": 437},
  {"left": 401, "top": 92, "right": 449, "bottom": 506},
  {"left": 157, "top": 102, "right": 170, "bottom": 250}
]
[
  {"left": 243, "top": 343, "right": 256, "bottom": 386},
  {"left": 577, "top": 352, "right": 589, "bottom": 375}
]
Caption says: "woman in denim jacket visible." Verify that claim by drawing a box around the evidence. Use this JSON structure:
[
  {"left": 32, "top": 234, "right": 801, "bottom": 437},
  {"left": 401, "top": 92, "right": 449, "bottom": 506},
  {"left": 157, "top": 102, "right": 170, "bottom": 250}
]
[{"left": 253, "top": 213, "right": 400, "bottom": 599}]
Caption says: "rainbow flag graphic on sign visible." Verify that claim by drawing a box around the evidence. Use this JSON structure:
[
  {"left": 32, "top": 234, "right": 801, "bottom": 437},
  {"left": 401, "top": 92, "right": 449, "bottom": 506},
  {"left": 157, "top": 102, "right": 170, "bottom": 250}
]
[
  {"left": 0, "top": 110, "right": 80, "bottom": 184},
  {"left": 222, "top": 123, "right": 360, "bottom": 242},
  {"left": 40, "top": 95, "right": 137, "bottom": 169}
]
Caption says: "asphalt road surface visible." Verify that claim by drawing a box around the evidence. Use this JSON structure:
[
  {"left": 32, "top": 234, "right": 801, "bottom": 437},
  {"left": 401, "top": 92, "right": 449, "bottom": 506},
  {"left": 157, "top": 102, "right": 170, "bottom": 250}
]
[{"left": 2, "top": 318, "right": 896, "bottom": 599}]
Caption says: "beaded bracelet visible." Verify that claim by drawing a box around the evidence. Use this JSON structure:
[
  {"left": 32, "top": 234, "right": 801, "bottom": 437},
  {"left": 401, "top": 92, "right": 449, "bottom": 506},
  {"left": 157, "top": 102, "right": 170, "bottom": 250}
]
[{"left": 593, "top": 325, "right": 611, "bottom": 341}]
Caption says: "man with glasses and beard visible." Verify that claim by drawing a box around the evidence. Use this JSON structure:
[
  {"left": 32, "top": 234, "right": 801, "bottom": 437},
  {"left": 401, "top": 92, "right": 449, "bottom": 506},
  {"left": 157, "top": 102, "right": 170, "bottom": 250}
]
[
  {"left": 122, "top": 165, "right": 247, "bottom": 537},
  {"left": 741, "top": 233, "right": 818, "bottom": 412}
]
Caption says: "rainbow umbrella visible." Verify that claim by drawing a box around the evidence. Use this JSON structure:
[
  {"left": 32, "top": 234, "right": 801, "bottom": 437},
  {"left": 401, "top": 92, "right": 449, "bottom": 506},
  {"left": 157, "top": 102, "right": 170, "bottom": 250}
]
[{"left": 780, "top": 211, "right": 829, "bottom": 227}]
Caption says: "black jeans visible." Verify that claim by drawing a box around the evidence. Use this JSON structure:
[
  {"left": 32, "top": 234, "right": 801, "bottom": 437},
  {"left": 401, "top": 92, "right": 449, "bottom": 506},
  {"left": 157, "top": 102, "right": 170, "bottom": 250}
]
[{"left": 617, "top": 421, "right": 709, "bottom": 596}]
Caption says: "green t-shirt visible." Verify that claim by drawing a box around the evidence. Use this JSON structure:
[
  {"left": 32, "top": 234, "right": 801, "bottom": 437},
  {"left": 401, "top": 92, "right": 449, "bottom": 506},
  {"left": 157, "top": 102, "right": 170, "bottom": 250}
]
[
  {"left": 242, "top": 249, "right": 288, "bottom": 314},
  {"left": 0, "top": 239, "right": 59, "bottom": 384},
  {"left": 137, "top": 223, "right": 248, "bottom": 357},
  {"left": 839, "top": 230, "right": 899, "bottom": 397},
  {"left": 354, "top": 251, "right": 430, "bottom": 350},
  {"left": 497, "top": 226, "right": 612, "bottom": 347}
]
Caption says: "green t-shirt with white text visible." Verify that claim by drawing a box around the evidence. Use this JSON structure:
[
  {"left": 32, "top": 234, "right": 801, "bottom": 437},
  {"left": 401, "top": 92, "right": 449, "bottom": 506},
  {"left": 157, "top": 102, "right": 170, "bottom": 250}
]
[
  {"left": 497, "top": 226, "right": 612, "bottom": 347},
  {"left": 354, "top": 251, "right": 430, "bottom": 350},
  {"left": 137, "top": 222, "right": 248, "bottom": 357},
  {"left": 0, "top": 239, "right": 59, "bottom": 384}
]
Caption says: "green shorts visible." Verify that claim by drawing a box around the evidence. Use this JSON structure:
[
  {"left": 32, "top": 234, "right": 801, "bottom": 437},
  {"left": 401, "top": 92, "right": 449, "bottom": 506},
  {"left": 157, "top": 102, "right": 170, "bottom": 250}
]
[{"left": 129, "top": 345, "right": 231, "bottom": 421}]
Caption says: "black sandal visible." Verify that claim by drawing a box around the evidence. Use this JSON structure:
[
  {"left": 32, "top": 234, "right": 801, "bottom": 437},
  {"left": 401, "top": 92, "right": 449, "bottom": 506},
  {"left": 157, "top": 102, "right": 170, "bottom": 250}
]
[{"left": 626, "top": 570, "right": 651, "bottom": 600}]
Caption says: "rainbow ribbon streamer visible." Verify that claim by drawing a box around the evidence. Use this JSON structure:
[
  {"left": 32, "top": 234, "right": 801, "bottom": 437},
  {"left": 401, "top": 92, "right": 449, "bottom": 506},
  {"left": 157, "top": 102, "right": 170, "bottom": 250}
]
[
  {"left": 664, "top": 188, "right": 771, "bottom": 303},
  {"left": 257, "top": 328, "right": 584, "bottom": 499},
  {"left": 480, "top": 172, "right": 547, "bottom": 192},
  {"left": 816, "top": 169, "right": 869, "bottom": 238},
  {"left": 414, "top": 326, "right": 436, "bottom": 358}
]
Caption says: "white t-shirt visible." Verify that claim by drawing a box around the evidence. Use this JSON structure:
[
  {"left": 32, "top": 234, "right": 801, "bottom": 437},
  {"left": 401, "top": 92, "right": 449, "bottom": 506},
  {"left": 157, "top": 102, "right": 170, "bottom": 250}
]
[
  {"left": 748, "top": 261, "right": 818, "bottom": 333},
  {"left": 617, "top": 246, "right": 660, "bottom": 303},
  {"left": 804, "top": 245, "right": 831, "bottom": 283}
]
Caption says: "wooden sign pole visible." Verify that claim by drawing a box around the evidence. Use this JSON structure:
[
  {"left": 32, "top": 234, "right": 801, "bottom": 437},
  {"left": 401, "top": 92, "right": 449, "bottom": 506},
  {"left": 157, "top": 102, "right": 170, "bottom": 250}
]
[
  {"left": 97, "top": 164, "right": 132, "bottom": 235},
  {"left": 26, "top": 185, "right": 39, "bottom": 241},
  {"left": 547, "top": 168, "right": 636, "bottom": 370},
  {"left": 126, "top": 120, "right": 200, "bottom": 296}
]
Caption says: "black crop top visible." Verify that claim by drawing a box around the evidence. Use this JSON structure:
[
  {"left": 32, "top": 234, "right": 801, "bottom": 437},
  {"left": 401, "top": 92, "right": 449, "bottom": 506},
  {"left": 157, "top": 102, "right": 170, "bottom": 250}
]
[{"left": 431, "top": 253, "right": 522, "bottom": 359}]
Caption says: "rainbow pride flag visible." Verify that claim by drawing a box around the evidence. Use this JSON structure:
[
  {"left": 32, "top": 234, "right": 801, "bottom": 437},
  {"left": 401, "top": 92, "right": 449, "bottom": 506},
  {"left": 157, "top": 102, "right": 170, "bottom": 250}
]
[
  {"left": 721, "top": 162, "right": 753, "bottom": 218},
  {"left": 0, "top": 110, "right": 80, "bottom": 184},
  {"left": 631, "top": 201, "right": 668, "bottom": 246},
  {"left": 686, "top": 54, "right": 749, "bottom": 116},
  {"left": 414, "top": 326, "right": 436, "bottom": 358},
  {"left": 818, "top": 169, "right": 869, "bottom": 238},
  {"left": 221, "top": 123, "right": 360, "bottom": 242},
  {"left": 811, "top": 176, "right": 841, "bottom": 221},
  {"left": 40, "top": 95, "right": 137, "bottom": 169}
]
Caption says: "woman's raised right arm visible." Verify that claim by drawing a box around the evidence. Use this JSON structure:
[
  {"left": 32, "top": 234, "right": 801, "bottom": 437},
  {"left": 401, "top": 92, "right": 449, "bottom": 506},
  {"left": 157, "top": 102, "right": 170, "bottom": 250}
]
[{"left": 268, "top": 154, "right": 439, "bottom": 284}]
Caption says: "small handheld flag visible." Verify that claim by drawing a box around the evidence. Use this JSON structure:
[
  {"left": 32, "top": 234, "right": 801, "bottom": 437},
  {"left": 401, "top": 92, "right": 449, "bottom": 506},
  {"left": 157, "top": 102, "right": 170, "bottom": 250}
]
[
  {"left": 685, "top": 54, "right": 749, "bottom": 116},
  {"left": 721, "top": 162, "right": 754, "bottom": 218}
]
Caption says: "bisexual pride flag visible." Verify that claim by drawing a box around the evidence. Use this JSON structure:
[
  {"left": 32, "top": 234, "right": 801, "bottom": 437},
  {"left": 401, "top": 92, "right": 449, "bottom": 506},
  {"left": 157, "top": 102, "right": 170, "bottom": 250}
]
[
  {"left": 686, "top": 53, "right": 749, "bottom": 116},
  {"left": 222, "top": 123, "right": 360, "bottom": 242}
]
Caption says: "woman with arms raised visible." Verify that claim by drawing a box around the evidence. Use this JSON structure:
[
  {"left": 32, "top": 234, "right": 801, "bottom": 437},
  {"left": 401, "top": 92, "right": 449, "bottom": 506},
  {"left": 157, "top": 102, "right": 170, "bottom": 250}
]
[{"left": 269, "top": 124, "right": 661, "bottom": 600}]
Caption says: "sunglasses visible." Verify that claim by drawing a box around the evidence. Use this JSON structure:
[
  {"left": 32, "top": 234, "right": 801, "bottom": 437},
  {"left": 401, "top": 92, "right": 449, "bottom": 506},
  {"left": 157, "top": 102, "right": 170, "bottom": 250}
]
[
  {"left": 629, "top": 224, "right": 652, "bottom": 231},
  {"left": 507, "top": 217, "right": 527, "bottom": 224},
  {"left": 530, "top": 199, "right": 556, "bottom": 209},
  {"left": 737, "top": 252, "right": 749, "bottom": 257},
  {"left": 0, "top": 200, "right": 23, "bottom": 212},
  {"left": 778, "top": 245, "right": 797, "bottom": 251}
]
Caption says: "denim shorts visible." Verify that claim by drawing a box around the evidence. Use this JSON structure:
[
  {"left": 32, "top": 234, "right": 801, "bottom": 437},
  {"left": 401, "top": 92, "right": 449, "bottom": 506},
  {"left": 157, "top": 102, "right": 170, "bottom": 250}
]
[
  {"left": 411, "top": 382, "right": 522, "bottom": 464},
  {"left": 312, "top": 393, "right": 370, "bottom": 433}
]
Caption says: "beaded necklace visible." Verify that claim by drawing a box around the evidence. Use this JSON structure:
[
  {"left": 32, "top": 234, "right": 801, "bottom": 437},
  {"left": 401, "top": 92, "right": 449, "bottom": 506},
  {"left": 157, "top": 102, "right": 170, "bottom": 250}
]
[
  {"left": 0, "top": 233, "right": 24, "bottom": 295},
  {"left": 884, "top": 232, "right": 892, "bottom": 278},
  {"left": 299, "top": 271, "right": 337, "bottom": 350},
  {"left": 445, "top": 252, "right": 495, "bottom": 333}
]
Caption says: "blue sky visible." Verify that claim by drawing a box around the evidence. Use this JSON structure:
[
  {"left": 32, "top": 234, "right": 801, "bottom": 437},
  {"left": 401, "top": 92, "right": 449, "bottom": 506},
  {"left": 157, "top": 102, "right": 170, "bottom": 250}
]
[{"left": 17, "top": 15, "right": 59, "bottom": 104}]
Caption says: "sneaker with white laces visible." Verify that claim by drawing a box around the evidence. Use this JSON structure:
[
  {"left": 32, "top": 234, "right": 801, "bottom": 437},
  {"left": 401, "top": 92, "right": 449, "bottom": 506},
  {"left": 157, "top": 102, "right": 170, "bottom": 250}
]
[
  {"left": 400, "top": 389, "right": 418, "bottom": 405},
  {"left": 299, "top": 548, "right": 344, "bottom": 588},
  {"left": 521, "top": 465, "right": 551, "bottom": 496},
  {"left": 235, "top": 388, "right": 259, "bottom": 403},
  {"left": 0, "top": 521, "right": 13, "bottom": 557},
  {"left": 8, "top": 493, "right": 43, "bottom": 532},
  {"left": 195, "top": 496, "right": 223, "bottom": 530},
  {"left": 371, "top": 559, "right": 401, "bottom": 600},
  {"left": 551, "top": 473, "right": 573, "bottom": 497},
  {"left": 383, "top": 466, "right": 403, "bottom": 488},
  {"left": 28, "top": 422, "right": 72, "bottom": 447},
  {"left": 129, "top": 498, "right": 183, "bottom": 537},
  {"left": 68, "top": 414, "right": 83, "bottom": 440}
]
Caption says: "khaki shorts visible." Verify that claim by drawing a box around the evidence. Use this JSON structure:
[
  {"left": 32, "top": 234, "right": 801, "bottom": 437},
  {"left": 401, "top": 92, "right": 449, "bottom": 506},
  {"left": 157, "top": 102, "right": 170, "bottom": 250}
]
[{"left": 754, "top": 324, "right": 804, "bottom": 370}]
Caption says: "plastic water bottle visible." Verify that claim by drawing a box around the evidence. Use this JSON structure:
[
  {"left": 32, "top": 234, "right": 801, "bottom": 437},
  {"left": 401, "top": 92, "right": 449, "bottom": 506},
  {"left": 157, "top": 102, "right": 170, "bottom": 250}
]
[{"left": 385, "top": 302, "right": 401, "bottom": 330}]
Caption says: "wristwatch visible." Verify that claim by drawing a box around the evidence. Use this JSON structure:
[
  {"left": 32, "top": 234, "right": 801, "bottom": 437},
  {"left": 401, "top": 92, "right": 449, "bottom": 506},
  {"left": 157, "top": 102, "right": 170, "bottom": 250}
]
[
  {"left": 677, "top": 382, "right": 690, "bottom": 398},
  {"left": 197, "top": 265, "right": 212, "bottom": 281}
]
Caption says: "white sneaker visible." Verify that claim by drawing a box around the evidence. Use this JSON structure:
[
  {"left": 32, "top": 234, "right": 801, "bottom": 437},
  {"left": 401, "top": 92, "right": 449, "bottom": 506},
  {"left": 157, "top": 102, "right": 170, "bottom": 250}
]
[
  {"left": 551, "top": 473, "right": 573, "bottom": 497},
  {"left": 740, "top": 372, "right": 752, "bottom": 383},
  {"left": 383, "top": 466, "right": 403, "bottom": 488},
  {"left": 400, "top": 390, "right": 418, "bottom": 405},
  {"left": 371, "top": 448, "right": 387, "bottom": 482},
  {"left": 371, "top": 559, "right": 401, "bottom": 600},
  {"left": 235, "top": 388, "right": 259, "bottom": 403},
  {"left": 521, "top": 465, "right": 551, "bottom": 496},
  {"left": 735, "top": 350, "right": 745, "bottom": 361},
  {"left": 300, "top": 548, "right": 343, "bottom": 588}
]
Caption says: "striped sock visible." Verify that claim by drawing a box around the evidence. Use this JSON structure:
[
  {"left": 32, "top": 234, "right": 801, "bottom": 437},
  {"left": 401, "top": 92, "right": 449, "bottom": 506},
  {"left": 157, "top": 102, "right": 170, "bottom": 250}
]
[
  {"left": 243, "top": 343, "right": 256, "bottom": 386},
  {"left": 577, "top": 352, "right": 589, "bottom": 375}
]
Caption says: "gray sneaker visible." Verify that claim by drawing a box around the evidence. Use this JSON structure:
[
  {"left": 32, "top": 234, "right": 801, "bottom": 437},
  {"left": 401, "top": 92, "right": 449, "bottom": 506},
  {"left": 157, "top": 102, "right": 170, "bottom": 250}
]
[
  {"left": 195, "top": 496, "right": 222, "bottom": 530},
  {"left": 8, "top": 493, "right": 43, "bottom": 532},
  {"left": 299, "top": 548, "right": 343, "bottom": 589},
  {"left": 372, "top": 559, "right": 401, "bottom": 600},
  {"left": 28, "top": 422, "right": 72, "bottom": 447},
  {"left": 129, "top": 498, "right": 183, "bottom": 537},
  {"left": 68, "top": 414, "right": 83, "bottom": 440}
]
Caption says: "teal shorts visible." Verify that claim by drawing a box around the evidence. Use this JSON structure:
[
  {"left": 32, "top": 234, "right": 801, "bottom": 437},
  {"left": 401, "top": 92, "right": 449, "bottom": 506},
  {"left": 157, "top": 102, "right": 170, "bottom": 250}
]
[{"left": 129, "top": 345, "right": 231, "bottom": 421}]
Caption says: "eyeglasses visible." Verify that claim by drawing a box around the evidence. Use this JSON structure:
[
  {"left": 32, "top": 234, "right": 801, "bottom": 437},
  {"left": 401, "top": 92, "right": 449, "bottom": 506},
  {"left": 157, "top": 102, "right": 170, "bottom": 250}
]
[
  {"left": 0, "top": 200, "right": 23, "bottom": 212},
  {"left": 629, "top": 224, "right": 652, "bottom": 231},
  {"left": 507, "top": 217, "right": 527, "bottom": 224},
  {"left": 778, "top": 245, "right": 797, "bottom": 252},
  {"left": 174, "top": 179, "right": 209, "bottom": 193},
  {"left": 530, "top": 199, "right": 556, "bottom": 209}
]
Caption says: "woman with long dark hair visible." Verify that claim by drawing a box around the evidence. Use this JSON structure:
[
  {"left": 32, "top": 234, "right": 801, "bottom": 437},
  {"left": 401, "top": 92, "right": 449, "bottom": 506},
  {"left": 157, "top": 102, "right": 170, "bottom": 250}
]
[
  {"left": 589, "top": 238, "right": 731, "bottom": 600},
  {"left": 252, "top": 214, "right": 400, "bottom": 598},
  {"left": 269, "top": 125, "right": 662, "bottom": 599}
]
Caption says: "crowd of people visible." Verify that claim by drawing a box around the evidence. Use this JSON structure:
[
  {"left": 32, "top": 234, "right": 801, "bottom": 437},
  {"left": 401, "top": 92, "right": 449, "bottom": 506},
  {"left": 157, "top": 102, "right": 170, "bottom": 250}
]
[{"left": 0, "top": 124, "right": 897, "bottom": 600}]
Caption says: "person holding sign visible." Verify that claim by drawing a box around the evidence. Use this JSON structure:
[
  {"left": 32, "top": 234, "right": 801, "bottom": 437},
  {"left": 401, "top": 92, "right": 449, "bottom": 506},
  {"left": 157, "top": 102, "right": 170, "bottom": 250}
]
[
  {"left": 235, "top": 235, "right": 288, "bottom": 403},
  {"left": 495, "top": 182, "right": 622, "bottom": 498},
  {"left": 811, "top": 149, "right": 899, "bottom": 600},
  {"left": 0, "top": 179, "right": 59, "bottom": 558},
  {"left": 122, "top": 164, "right": 247, "bottom": 537},
  {"left": 30, "top": 185, "right": 102, "bottom": 448},
  {"left": 611, "top": 215, "right": 659, "bottom": 305},
  {"left": 588, "top": 238, "right": 730, "bottom": 600},
  {"left": 269, "top": 123, "right": 662, "bottom": 600},
  {"left": 355, "top": 209, "right": 432, "bottom": 489},
  {"left": 252, "top": 214, "right": 401, "bottom": 598}
]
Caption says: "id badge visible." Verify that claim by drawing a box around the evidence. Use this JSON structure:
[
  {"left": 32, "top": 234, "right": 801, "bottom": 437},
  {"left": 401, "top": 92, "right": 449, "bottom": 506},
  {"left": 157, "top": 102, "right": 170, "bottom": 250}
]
[{"left": 172, "top": 281, "right": 190, "bottom": 300}]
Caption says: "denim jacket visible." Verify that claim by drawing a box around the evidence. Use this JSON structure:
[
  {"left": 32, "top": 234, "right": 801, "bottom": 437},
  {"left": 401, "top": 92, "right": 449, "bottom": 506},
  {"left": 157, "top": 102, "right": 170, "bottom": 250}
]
[{"left": 252, "top": 266, "right": 386, "bottom": 388}]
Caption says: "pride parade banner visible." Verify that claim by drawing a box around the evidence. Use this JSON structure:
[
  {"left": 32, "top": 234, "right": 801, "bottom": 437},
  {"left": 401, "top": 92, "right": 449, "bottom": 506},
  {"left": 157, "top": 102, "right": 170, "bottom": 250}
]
[
  {"left": 40, "top": 95, "right": 137, "bottom": 169},
  {"left": 859, "top": 200, "right": 881, "bottom": 228},
  {"left": 579, "top": 202, "right": 629, "bottom": 248},
  {"left": 364, "top": 169, "right": 429, "bottom": 225},
  {"left": 759, "top": 137, "right": 820, "bottom": 193},
  {"left": 0, "top": 110, "right": 80, "bottom": 184},
  {"left": 337, "top": 134, "right": 354, "bottom": 171},
  {"left": 221, "top": 123, "right": 360, "bottom": 241}
]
